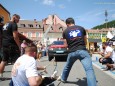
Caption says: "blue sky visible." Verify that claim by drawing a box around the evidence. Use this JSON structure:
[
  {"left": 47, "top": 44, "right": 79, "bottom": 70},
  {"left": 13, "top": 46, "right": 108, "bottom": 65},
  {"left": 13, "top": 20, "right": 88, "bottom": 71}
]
[{"left": 0, "top": 0, "right": 115, "bottom": 29}]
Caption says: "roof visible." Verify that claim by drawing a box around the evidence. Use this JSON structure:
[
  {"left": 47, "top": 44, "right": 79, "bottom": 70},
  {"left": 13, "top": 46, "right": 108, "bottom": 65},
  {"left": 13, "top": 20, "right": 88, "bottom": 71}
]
[
  {"left": 88, "top": 38, "right": 102, "bottom": 42},
  {"left": 0, "top": 4, "right": 10, "bottom": 15}
]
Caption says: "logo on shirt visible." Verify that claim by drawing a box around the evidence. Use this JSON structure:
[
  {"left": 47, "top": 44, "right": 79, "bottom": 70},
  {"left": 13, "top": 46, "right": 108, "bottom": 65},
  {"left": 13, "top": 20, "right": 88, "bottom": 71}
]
[
  {"left": 68, "top": 30, "right": 81, "bottom": 39},
  {"left": 3, "top": 23, "right": 9, "bottom": 31}
]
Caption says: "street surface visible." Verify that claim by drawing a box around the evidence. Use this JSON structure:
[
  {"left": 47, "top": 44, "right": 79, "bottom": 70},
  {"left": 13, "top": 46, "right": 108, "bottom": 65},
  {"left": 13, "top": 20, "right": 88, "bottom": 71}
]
[{"left": 0, "top": 54, "right": 115, "bottom": 86}]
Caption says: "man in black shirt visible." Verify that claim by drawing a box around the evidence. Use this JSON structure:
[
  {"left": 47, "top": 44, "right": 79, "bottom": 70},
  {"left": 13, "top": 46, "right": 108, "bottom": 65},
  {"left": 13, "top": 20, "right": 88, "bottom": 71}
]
[
  {"left": 0, "top": 22, "right": 3, "bottom": 62},
  {"left": 60, "top": 18, "right": 97, "bottom": 86},
  {"left": 0, "top": 14, "right": 21, "bottom": 77}
]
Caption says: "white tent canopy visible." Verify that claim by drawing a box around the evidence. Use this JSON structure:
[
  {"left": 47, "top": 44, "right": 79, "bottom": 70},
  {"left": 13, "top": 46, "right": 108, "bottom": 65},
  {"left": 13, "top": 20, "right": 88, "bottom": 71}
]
[{"left": 106, "top": 31, "right": 114, "bottom": 39}]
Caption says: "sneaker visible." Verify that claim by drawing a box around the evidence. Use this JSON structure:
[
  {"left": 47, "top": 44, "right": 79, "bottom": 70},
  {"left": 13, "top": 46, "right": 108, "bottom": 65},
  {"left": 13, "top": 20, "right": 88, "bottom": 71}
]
[
  {"left": 61, "top": 79, "right": 67, "bottom": 83},
  {"left": 57, "top": 76, "right": 66, "bottom": 83}
]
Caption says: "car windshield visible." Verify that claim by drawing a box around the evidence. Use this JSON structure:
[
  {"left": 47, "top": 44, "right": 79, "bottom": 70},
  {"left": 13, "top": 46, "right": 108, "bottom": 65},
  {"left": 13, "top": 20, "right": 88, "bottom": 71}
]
[{"left": 53, "top": 41, "right": 64, "bottom": 45}]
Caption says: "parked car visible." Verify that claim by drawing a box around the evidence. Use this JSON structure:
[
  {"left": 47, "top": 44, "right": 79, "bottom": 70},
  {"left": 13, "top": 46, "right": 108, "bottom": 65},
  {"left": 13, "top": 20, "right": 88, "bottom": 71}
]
[{"left": 48, "top": 40, "right": 68, "bottom": 61}]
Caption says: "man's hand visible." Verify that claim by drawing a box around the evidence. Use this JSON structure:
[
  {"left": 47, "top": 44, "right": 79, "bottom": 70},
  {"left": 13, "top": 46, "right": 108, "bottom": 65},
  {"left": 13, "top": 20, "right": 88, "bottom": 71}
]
[{"left": 99, "top": 52, "right": 104, "bottom": 57}]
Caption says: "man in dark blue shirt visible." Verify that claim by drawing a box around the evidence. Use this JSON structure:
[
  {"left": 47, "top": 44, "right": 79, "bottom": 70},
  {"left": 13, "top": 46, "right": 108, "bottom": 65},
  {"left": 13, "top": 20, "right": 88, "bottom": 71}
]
[{"left": 60, "top": 18, "right": 97, "bottom": 86}]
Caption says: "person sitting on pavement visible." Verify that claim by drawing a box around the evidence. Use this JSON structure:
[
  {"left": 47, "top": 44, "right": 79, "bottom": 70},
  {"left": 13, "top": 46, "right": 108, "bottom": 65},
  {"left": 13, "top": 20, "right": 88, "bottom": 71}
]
[
  {"left": 99, "top": 42, "right": 115, "bottom": 70},
  {"left": 11, "top": 45, "right": 58, "bottom": 86},
  {"left": 105, "top": 49, "right": 115, "bottom": 71},
  {"left": 11, "top": 45, "right": 42, "bottom": 86}
]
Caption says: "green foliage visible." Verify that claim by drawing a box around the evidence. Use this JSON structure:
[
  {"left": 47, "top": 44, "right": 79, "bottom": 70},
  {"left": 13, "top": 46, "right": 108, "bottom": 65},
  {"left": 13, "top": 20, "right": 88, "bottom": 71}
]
[{"left": 92, "top": 20, "right": 115, "bottom": 29}]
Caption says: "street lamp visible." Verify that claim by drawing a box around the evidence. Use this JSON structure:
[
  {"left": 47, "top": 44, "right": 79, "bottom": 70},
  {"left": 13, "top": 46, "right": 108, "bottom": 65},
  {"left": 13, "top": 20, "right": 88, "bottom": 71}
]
[{"left": 105, "top": 10, "right": 108, "bottom": 29}]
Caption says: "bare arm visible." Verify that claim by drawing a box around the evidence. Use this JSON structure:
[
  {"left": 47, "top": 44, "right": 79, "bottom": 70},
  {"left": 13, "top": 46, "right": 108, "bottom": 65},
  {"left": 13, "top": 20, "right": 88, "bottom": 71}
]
[
  {"left": 13, "top": 31, "right": 20, "bottom": 50},
  {"left": 104, "top": 51, "right": 112, "bottom": 58},
  {"left": 28, "top": 75, "right": 42, "bottom": 86},
  {"left": 98, "top": 51, "right": 104, "bottom": 57},
  {"left": 37, "top": 66, "right": 45, "bottom": 70}
]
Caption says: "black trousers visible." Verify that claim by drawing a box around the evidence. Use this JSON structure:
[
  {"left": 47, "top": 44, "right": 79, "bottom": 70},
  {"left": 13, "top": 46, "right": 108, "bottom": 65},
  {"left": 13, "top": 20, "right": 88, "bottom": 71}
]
[{"left": 99, "top": 58, "right": 114, "bottom": 65}]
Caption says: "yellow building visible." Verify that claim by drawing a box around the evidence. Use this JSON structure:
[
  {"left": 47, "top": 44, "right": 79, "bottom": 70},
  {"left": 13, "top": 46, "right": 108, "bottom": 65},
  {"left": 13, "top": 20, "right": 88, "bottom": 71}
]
[
  {"left": 0, "top": 4, "right": 10, "bottom": 24},
  {"left": 86, "top": 28, "right": 114, "bottom": 53}
]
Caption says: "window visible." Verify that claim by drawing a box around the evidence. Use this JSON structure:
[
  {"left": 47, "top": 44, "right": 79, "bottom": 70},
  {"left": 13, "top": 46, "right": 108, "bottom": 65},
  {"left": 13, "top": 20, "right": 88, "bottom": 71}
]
[
  {"left": 28, "top": 24, "right": 33, "bottom": 27},
  {"left": 59, "top": 27, "right": 63, "bottom": 31},
  {"left": 36, "top": 32, "right": 39, "bottom": 37},
  {"left": 51, "top": 26, "right": 53, "bottom": 30},
  {"left": 28, "top": 32, "right": 32, "bottom": 37},
  {"left": 36, "top": 25, "right": 41, "bottom": 28},
  {"left": 20, "top": 24, "right": 26, "bottom": 27},
  {"left": 38, "top": 25, "right": 41, "bottom": 28}
]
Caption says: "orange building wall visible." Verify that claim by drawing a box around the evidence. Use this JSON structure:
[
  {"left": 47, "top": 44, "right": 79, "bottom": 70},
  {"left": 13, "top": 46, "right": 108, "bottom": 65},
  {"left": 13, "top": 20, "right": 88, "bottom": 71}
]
[{"left": 0, "top": 6, "right": 10, "bottom": 24}]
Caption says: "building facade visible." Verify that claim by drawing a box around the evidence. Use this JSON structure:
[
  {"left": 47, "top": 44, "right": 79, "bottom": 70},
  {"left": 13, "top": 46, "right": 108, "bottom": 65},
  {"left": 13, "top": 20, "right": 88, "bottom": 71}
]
[
  {"left": 18, "top": 15, "right": 67, "bottom": 45},
  {"left": 17, "top": 19, "right": 43, "bottom": 41},
  {"left": 17, "top": 14, "right": 115, "bottom": 51},
  {"left": 86, "top": 28, "right": 115, "bottom": 52},
  {"left": 0, "top": 4, "right": 10, "bottom": 24}
]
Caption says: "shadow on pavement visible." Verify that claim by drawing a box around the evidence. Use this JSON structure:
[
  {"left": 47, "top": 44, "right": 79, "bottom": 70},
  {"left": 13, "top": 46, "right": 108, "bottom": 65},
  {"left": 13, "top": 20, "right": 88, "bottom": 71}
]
[
  {"left": 75, "top": 77, "right": 87, "bottom": 86},
  {"left": 0, "top": 77, "right": 11, "bottom": 81},
  {"left": 3, "top": 70, "right": 11, "bottom": 73},
  {"left": 55, "top": 56, "right": 67, "bottom": 62},
  {"left": 61, "top": 77, "right": 87, "bottom": 86}
]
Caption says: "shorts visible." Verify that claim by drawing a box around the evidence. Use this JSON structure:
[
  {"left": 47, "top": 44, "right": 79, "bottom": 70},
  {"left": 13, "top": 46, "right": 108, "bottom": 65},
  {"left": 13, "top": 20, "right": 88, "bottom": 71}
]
[
  {"left": 2, "top": 45, "right": 20, "bottom": 62},
  {"left": 99, "top": 58, "right": 114, "bottom": 65},
  {"left": 0, "top": 48, "right": 3, "bottom": 61}
]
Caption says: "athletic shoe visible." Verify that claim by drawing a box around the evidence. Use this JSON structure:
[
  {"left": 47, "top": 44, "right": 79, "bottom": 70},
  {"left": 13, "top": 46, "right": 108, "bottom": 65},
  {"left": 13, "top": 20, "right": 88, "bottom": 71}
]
[
  {"left": 61, "top": 79, "right": 67, "bottom": 83},
  {"left": 57, "top": 76, "right": 66, "bottom": 83}
]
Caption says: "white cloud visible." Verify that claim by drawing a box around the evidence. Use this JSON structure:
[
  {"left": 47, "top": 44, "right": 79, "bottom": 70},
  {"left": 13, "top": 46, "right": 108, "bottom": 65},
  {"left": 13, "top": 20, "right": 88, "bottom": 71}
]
[
  {"left": 58, "top": 4, "right": 65, "bottom": 9},
  {"left": 42, "top": 0, "right": 55, "bottom": 6}
]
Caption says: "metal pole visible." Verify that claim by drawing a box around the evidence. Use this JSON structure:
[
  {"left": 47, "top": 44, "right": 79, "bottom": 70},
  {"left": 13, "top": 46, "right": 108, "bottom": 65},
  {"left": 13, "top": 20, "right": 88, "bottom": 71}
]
[{"left": 105, "top": 10, "right": 108, "bottom": 29}]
